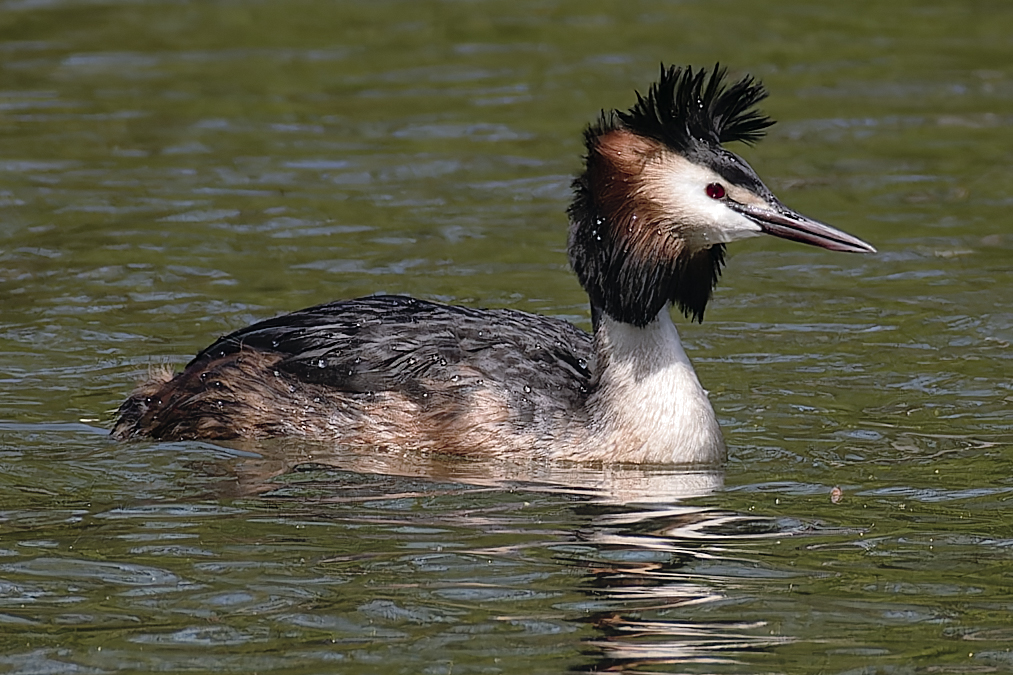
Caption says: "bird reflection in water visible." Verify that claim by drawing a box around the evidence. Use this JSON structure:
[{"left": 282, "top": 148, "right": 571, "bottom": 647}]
[{"left": 189, "top": 439, "right": 809, "bottom": 671}]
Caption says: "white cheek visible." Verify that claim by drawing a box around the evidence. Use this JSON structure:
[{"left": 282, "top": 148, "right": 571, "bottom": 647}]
[
  {"left": 654, "top": 167, "right": 762, "bottom": 247},
  {"left": 683, "top": 192, "right": 762, "bottom": 246}
]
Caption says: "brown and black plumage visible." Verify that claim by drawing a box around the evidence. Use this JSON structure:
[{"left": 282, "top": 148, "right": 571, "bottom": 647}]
[{"left": 115, "top": 64, "right": 875, "bottom": 464}]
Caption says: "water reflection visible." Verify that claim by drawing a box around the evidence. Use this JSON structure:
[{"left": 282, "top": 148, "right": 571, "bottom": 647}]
[
  {"left": 569, "top": 506, "right": 793, "bottom": 671},
  {"left": 210, "top": 438, "right": 726, "bottom": 504},
  {"left": 195, "top": 439, "right": 809, "bottom": 670}
]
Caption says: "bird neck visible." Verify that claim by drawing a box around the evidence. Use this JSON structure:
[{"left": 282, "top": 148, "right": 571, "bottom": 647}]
[{"left": 583, "top": 308, "right": 725, "bottom": 464}]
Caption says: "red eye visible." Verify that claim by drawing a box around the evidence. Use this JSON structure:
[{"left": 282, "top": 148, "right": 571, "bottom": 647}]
[{"left": 706, "top": 183, "right": 726, "bottom": 199}]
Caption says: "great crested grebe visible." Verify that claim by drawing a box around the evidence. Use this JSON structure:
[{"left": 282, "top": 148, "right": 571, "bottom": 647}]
[{"left": 113, "top": 64, "right": 875, "bottom": 464}]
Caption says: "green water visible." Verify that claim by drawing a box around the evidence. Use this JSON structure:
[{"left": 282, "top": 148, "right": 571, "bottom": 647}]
[{"left": 2, "top": 0, "right": 1013, "bottom": 672}]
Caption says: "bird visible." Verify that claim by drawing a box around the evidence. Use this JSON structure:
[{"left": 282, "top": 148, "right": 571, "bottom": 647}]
[{"left": 113, "top": 64, "right": 875, "bottom": 464}]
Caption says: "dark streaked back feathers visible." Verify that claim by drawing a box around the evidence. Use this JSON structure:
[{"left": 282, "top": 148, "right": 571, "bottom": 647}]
[{"left": 193, "top": 295, "right": 593, "bottom": 406}]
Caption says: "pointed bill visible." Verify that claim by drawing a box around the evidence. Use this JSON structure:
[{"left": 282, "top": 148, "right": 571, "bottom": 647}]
[{"left": 729, "top": 200, "right": 876, "bottom": 253}]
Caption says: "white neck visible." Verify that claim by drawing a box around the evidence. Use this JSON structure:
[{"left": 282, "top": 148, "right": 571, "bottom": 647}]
[{"left": 575, "top": 308, "right": 725, "bottom": 464}]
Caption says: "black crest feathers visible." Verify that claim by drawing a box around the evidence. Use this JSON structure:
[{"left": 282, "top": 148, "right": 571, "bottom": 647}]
[{"left": 615, "top": 64, "right": 773, "bottom": 151}]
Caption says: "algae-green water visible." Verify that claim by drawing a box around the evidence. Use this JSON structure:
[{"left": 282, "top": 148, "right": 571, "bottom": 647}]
[{"left": 2, "top": 1, "right": 1013, "bottom": 672}]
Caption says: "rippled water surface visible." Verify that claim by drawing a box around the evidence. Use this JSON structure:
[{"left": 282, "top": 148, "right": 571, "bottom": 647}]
[{"left": 3, "top": 1, "right": 1013, "bottom": 672}]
